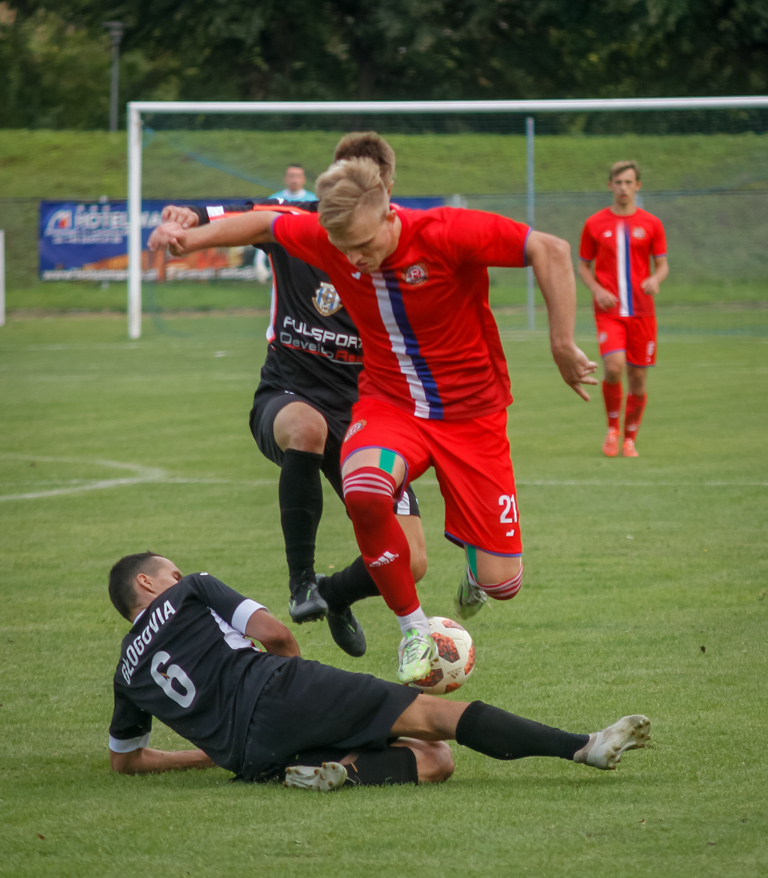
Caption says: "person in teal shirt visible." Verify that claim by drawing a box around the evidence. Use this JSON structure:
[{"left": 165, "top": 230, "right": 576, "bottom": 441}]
[{"left": 271, "top": 164, "right": 316, "bottom": 201}]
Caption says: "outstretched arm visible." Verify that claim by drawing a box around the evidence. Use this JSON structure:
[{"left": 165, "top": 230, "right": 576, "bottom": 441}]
[
  {"left": 526, "top": 231, "right": 598, "bottom": 401},
  {"left": 148, "top": 209, "right": 280, "bottom": 256},
  {"left": 110, "top": 746, "right": 215, "bottom": 775}
]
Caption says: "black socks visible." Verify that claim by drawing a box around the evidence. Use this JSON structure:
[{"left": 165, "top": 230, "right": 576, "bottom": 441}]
[
  {"left": 318, "top": 555, "right": 381, "bottom": 611},
  {"left": 456, "top": 701, "right": 590, "bottom": 761},
  {"left": 279, "top": 449, "right": 324, "bottom": 585}
]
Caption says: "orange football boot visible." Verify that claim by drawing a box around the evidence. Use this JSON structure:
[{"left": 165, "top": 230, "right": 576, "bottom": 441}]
[
  {"left": 602, "top": 427, "right": 620, "bottom": 457},
  {"left": 622, "top": 438, "right": 639, "bottom": 457}
]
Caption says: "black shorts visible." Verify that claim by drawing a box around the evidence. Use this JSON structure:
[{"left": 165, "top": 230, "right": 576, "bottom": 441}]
[
  {"left": 238, "top": 657, "right": 419, "bottom": 781},
  {"left": 250, "top": 388, "right": 420, "bottom": 516}
]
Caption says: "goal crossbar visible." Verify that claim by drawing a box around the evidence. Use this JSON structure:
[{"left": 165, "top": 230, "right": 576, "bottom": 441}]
[{"left": 127, "top": 96, "right": 768, "bottom": 338}]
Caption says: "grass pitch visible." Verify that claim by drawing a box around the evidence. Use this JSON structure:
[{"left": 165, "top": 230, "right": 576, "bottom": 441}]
[{"left": 1, "top": 313, "right": 767, "bottom": 877}]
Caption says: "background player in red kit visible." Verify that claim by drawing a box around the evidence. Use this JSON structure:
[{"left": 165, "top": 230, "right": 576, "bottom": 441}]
[
  {"left": 578, "top": 161, "right": 669, "bottom": 457},
  {"left": 149, "top": 145, "right": 598, "bottom": 684}
]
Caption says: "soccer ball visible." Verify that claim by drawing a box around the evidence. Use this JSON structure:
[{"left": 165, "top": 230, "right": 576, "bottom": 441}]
[{"left": 407, "top": 617, "right": 475, "bottom": 695}]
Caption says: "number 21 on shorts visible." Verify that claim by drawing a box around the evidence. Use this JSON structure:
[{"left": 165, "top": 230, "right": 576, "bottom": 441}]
[{"left": 499, "top": 494, "right": 518, "bottom": 536}]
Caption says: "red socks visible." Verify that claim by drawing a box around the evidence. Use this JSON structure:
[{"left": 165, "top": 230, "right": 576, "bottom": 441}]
[
  {"left": 624, "top": 393, "right": 647, "bottom": 441},
  {"left": 604, "top": 383, "right": 647, "bottom": 441},
  {"left": 602, "top": 380, "right": 623, "bottom": 431},
  {"left": 342, "top": 468, "right": 417, "bottom": 616}
]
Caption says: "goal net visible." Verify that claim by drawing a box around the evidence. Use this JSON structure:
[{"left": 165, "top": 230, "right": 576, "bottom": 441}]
[{"left": 128, "top": 97, "right": 768, "bottom": 339}]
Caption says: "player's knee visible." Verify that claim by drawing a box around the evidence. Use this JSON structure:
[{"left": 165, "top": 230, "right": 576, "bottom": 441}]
[
  {"left": 477, "top": 560, "right": 524, "bottom": 602},
  {"left": 275, "top": 405, "right": 328, "bottom": 453},
  {"left": 282, "top": 421, "right": 327, "bottom": 453},
  {"left": 344, "top": 486, "right": 391, "bottom": 530},
  {"left": 343, "top": 468, "right": 396, "bottom": 530},
  {"left": 415, "top": 741, "right": 455, "bottom": 784}
]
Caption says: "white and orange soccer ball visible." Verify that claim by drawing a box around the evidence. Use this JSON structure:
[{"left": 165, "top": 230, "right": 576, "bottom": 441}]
[{"left": 406, "top": 616, "right": 475, "bottom": 695}]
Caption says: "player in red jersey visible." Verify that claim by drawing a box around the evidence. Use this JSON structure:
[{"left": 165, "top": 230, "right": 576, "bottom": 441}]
[
  {"left": 578, "top": 161, "right": 669, "bottom": 458},
  {"left": 156, "top": 135, "right": 429, "bottom": 661},
  {"left": 149, "top": 144, "right": 597, "bottom": 684}
]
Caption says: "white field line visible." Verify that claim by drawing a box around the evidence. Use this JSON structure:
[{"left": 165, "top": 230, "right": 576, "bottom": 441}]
[
  {"left": 0, "top": 456, "right": 167, "bottom": 501},
  {"left": 0, "top": 455, "right": 765, "bottom": 501}
]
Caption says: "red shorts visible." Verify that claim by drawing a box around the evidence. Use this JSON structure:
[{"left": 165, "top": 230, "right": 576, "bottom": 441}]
[
  {"left": 595, "top": 312, "right": 657, "bottom": 367},
  {"left": 342, "top": 398, "right": 522, "bottom": 557}
]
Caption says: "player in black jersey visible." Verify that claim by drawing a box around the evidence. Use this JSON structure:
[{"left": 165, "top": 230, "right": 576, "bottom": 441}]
[{"left": 108, "top": 552, "right": 651, "bottom": 789}]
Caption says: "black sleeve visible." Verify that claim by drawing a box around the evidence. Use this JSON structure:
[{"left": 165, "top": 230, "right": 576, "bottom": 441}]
[
  {"left": 108, "top": 681, "right": 153, "bottom": 749},
  {"left": 183, "top": 573, "right": 266, "bottom": 632},
  {"left": 262, "top": 198, "right": 319, "bottom": 213},
  {"left": 195, "top": 198, "right": 318, "bottom": 226},
  {"left": 195, "top": 201, "right": 257, "bottom": 225}
]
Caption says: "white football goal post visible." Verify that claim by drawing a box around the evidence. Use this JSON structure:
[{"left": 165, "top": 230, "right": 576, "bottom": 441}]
[{"left": 127, "top": 96, "right": 768, "bottom": 340}]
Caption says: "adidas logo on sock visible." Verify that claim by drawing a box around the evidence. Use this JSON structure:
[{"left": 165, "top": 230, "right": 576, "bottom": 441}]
[{"left": 370, "top": 551, "right": 399, "bottom": 568}]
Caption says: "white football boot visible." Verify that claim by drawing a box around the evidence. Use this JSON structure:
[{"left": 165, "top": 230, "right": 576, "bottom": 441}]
[
  {"left": 573, "top": 715, "right": 651, "bottom": 770},
  {"left": 283, "top": 762, "right": 348, "bottom": 791}
]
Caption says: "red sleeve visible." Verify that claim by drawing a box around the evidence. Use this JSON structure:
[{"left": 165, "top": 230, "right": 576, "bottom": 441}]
[
  {"left": 579, "top": 219, "right": 597, "bottom": 261},
  {"left": 271, "top": 212, "right": 327, "bottom": 265},
  {"left": 442, "top": 209, "right": 530, "bottom": 268},
  {"left": 651, "top": 216, "right": 668, "bottom": 259}
]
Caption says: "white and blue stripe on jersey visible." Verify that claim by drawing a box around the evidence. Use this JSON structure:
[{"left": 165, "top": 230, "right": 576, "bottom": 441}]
[
  {"left": 373, "top": 269, "right": 444, "bottom": 420},
  {"left": 616, "top": 221, "right": 634, "bottom": 317}
]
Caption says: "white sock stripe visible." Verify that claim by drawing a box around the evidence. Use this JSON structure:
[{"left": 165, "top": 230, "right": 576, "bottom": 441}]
[
  {"left": 482, "top": 565, "right": 524, "bottom": 599},
  {"left": 343, "top": 481, "right": 395, "bottom": 496},
  {"left": 343, "top": 485, "right": 395, "bottom": 499},
  {"left": 484, "top": 581, "right": 522, "bottom": 599},
  {"left": 343, "top": 470, "right": 393, "bottom": 484},
  {"left": 344, "top": 474, "right": 394, "bottom": 489},
  {"left": 342, "top": 472, "right": 396, "bottom": 496}
]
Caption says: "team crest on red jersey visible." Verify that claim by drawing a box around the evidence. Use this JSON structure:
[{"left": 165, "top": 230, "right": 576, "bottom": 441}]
[
  {"left": 403, "top": 263, "right": 428, "bottom": 285},
  {"left": 344, "top": 419, "right": 367, "bottom": 442},
  {"left": 312, "top": 282, "right": 343, "bottom": 316},
  {"left": 632, "top": 227, "right": 647, "bottom": 239}
]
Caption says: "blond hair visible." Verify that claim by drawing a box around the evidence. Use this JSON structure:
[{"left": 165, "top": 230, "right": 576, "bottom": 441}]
[
  {"left": 333, "top": 132, "right": 396, "bottom": 189},
  {"left": 316, "top": 158, "right": 389, "bottom": 235},
  {"left": 609, "top": 160, "right": 641, "bottom": 182}
]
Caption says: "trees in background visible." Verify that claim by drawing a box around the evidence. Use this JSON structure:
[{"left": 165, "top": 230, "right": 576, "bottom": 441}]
[{"left": 1, "top": 0, "right": 766, "bottom": 129}]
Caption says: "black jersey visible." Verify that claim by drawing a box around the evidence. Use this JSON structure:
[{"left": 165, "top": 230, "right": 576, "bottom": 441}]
[
  {"left": 108, "top": 573, "right": 289, "bottom": 774},
  {"left": 195, "top": 200, "right": 362, "bottom": 426}
]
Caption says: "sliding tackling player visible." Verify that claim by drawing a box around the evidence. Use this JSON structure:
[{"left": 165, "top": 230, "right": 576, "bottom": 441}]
[{"left": 107, "top": 551, "right": 651, "bottom": 789}]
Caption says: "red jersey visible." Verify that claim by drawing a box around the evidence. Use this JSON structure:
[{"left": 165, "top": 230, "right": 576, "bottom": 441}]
[
  {"left": 272, "top": 207, "right": 531, "bottom": 420},
  {"left": 579, "top": 207, "right": 667, "bottom": 318}
]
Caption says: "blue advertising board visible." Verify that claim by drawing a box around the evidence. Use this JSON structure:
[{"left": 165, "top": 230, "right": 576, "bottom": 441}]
[
  {"left": 39, "top": 200, "right": 165, "bottom": 280},
  {"left": 39, "top": 197, "right": 445, "bottom": 281}
]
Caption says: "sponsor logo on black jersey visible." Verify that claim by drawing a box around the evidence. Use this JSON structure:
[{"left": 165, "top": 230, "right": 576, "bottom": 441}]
[{"left": 312, "top": 282, "right": 343, "bottom": 317}]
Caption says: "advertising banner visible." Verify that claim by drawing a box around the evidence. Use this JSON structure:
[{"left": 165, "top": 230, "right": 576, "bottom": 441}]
[{"left": 39, "top": 197, "right": 445, "bottom": 282}]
